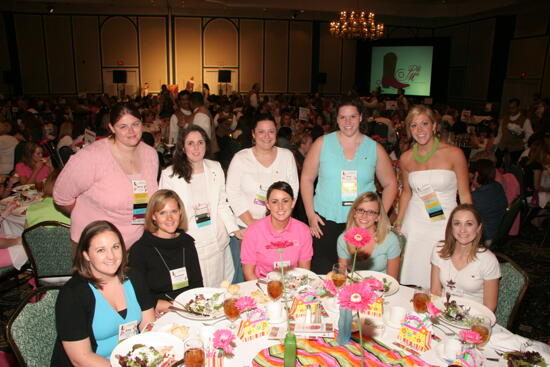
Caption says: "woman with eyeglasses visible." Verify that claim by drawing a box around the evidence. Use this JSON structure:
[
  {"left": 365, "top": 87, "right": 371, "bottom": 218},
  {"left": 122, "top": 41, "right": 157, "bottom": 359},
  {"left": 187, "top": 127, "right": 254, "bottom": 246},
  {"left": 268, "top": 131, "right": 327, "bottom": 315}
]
[{"left": 337, "top": 192, "right": 401, "bottom": 279}]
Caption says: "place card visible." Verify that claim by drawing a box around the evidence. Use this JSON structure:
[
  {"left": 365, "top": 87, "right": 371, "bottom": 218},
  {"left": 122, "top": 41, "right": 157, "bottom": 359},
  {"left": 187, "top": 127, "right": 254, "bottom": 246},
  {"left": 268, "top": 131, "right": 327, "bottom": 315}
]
[
  {"left": 268, "top": 323, "right": 334, "bottom": 340},
  {"left": 397, "top": 313, "right": 432, "bottom": 352},
  {"left": 237, "top": 309, "right": 269, "bottom": 342},
  {"left": 288, "top": 293, "right": 328, "bottom": 321}
]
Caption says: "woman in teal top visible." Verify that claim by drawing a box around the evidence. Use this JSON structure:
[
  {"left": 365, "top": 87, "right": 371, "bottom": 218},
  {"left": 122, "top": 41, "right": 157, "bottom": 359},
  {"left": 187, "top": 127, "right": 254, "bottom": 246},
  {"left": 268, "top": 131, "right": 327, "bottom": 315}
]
[
  {"left": 301, "top": 98, "right": 398, "bottom": 274},
  {"left": 52, "top": 220, "right": 155, "bottom": 366},
  {"left": 337, "top": 192, "right": 401, "bottom": 279}
]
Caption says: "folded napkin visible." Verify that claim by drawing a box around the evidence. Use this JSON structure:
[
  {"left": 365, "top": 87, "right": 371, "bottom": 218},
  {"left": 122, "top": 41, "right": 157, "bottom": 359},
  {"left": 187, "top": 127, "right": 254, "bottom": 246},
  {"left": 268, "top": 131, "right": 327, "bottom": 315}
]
[{"left": 8, "top": 243, "right": 27, "bottom": 270}]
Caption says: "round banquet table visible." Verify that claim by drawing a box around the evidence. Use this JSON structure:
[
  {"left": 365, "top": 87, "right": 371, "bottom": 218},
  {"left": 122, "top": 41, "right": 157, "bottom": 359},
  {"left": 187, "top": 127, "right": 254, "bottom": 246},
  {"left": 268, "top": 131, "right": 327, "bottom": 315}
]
[{"left": 153, "top": 278, "right": 550, "bottom": 367}]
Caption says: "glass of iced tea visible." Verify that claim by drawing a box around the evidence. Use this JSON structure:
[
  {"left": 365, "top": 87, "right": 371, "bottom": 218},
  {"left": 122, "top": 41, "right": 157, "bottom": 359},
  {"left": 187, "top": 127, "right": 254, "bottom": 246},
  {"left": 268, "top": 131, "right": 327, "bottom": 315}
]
[
  {"left": 223, "top": 295, "right": 241, "bottom": 329},
  {"left": 411, "top": 287, "right": 430, "bottom": 314},
  {"left": 331, "top": 263, "right": 348, "bottom": 289},
  {"left": 184, "top": 338, "right": 205, "bottom": 367},
  {"left": 267, "top": 272, "right": 284, "bottom": 301},
  {"left": 470, "top": 315, "right": 491, "bottom": 349}
]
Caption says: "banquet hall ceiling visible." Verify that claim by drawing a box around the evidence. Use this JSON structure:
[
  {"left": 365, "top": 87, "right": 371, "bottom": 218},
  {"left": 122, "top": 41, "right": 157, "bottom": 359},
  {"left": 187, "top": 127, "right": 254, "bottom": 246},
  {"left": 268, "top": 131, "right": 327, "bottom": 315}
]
[{"left": 4, "top": 0, "right": 546, "bottom": 20}]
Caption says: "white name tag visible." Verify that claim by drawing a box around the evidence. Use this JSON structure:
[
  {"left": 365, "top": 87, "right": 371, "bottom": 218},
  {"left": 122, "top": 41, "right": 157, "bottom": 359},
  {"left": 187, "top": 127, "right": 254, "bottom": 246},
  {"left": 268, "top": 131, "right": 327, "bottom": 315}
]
[
  {"left": 170, "top": 266, "right": 189, "bottom": 290},
  {"left": 118, "top": 320, "right": 138, "bottom": 343},
  {"left": 274, "top": 260, "right": 291, "bottom": 270}
]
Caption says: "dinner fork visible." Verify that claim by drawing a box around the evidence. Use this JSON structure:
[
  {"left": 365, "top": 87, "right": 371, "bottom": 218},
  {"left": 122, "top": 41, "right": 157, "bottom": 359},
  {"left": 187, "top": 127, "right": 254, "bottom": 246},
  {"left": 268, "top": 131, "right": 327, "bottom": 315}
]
[{"left": 433, "top": 324, "right": 456, "bottom": 336}]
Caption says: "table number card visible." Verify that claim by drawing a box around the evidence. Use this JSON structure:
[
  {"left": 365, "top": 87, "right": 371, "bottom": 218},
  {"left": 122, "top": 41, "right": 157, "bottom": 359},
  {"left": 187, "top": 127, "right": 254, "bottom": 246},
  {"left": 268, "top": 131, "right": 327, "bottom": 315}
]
[
  {"left": 237, "top": 309, "right": 269, "bottom": 342},
  {"left": 397, "top": 314, "right": 432, "bottom": 352}
]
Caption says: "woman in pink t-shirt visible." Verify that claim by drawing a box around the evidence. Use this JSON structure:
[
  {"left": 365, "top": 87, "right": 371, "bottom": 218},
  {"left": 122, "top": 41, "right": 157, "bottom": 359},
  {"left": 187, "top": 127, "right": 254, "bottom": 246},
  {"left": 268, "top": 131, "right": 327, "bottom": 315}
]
[
  {"left": 241, "top": 181, "right": 313, "bottom": 280},
  {"left": 53, "top": 103, "right": 159, "bottom": 248},
  {"left": 15, "top": 142, "right": 52, "bottom": 185}
]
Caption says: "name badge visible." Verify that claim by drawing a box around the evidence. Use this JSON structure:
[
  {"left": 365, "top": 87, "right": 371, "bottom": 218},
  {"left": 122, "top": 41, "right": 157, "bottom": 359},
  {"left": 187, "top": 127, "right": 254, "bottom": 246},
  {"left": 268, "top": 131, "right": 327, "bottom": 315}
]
[
  {"left": 418, "top": 185, "right": 445, "bottom": 222},
  {"left": 274, "top": 260, "right": 291, "bottom": 270},
  {"left": 132, "top": 180, "right": 148, "bottom": 225},
  {"left": 341, "top": 170, "right": 358, "bottom": 206},
  {"left": 118, "top": 320, "right": 138, "bottom": 343},
  {"left": 170, "top": 267, "right": 189, "bottom": 290},
  {"left": 253, "top": 185, "right": 268, "bottom": 207},
  {"left": 194, "top": 203, "right": 212, "bottom": 228}
]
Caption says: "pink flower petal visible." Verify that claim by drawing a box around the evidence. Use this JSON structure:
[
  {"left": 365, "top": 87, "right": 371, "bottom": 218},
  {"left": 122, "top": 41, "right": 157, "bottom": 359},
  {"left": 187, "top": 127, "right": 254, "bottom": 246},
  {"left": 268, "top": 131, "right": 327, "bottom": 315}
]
[{"left": 343, "top": 227, "right": 373, "bottom": 248}]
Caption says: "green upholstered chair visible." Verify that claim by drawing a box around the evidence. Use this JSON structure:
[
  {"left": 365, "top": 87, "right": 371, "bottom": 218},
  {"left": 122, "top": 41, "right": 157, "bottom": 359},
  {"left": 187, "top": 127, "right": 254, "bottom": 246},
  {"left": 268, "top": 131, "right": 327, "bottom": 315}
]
[
  {"left": 6, "top": 286, "right": 61, "bottom": 366},
  {"left": 495, "top": 253, "right": 529, "bottom": 329},
  {"left": 21, "top": 221, "right": 73, "bottom": 286}
]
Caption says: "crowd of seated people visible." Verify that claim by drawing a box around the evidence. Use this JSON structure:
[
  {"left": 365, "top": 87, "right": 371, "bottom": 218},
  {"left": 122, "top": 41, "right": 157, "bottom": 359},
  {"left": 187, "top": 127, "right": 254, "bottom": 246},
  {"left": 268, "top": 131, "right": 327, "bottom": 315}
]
[{"left": 0, "top": 88, "right": 548, "bottom": 364}]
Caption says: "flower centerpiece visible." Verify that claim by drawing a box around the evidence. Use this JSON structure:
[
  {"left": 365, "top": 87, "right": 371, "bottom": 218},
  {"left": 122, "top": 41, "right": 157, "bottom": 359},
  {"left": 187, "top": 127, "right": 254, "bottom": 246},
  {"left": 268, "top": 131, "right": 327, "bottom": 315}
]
[
  {"left": 211, "top": 329, "right": 236, "bottom": 363},
  {"left": 235, "top": 296, "right": 257, "bottom": 314},
  {"left": 343, "top": 227, "right": 373, "bottom": 280}
]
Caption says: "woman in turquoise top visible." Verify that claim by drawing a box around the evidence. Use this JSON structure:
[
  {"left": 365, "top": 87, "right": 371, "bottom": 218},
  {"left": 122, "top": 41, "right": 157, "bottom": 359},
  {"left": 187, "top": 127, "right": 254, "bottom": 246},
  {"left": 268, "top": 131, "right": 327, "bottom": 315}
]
[
  {"left": 337, "top": 192, "right": 401, "bottom": 279},
  {"left": 301, "top": 98, "right": 397, "bottom": 274},
  {"left": 52, "top": 220, "right": 155, "bottom": 366}
]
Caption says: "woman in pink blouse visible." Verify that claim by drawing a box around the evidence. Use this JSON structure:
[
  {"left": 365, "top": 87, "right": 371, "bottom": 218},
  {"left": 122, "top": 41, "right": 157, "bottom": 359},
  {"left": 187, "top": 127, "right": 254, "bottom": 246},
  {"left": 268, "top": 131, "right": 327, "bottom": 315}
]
[
  {"left": 53, "top": 103, "right": 159, "bottom": 248},
  {"left": 15, "top": 142, "right": 52, "bottom": 185},
  {"left": 241, "top": 181, "right": 313, "bottom": 280}
]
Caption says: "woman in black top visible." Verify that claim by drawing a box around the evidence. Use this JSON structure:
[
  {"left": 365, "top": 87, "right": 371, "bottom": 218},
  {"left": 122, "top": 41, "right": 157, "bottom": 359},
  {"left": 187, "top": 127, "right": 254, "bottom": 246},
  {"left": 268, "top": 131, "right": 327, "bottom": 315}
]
[{"left": 129, "top": 189, "right": 203, "bottom": 317}]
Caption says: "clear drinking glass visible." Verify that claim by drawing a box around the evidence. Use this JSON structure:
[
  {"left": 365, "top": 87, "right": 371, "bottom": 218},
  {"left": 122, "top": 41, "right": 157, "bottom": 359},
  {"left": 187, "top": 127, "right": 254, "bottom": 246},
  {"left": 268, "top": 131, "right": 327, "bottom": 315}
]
[{"left": 184, "top": 338, "right": 205, "bottom": 367}]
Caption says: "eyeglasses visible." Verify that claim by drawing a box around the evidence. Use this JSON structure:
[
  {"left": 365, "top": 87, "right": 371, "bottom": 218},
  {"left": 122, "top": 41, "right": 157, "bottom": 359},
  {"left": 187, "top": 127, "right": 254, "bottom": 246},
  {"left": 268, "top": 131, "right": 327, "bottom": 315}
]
[{"left": 355, "top": 208, "right": 379, "bottom": 216}]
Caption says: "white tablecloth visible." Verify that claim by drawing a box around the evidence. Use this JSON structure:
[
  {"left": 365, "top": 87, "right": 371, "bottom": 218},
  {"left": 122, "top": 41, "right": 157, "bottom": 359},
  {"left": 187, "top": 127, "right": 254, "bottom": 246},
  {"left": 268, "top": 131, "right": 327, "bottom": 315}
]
[{"left": 154, "top": 280, "right": 550, "bottom": 366}]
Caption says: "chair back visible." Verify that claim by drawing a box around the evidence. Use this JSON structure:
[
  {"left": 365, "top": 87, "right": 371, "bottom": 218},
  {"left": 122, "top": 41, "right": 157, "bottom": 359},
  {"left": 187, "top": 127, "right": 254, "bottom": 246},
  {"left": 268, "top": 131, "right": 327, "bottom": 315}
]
[
  {"left": 491, "top": 196, "right": 522, "bottom": 251},
  {"left": 22, "top": 221, "right": 73, "bottom": 285},
  {"left": 6, "top": 286, "right": 61, "bottom": 366},
  {"left": 495, "top": 253, "right": 529, "bottom": 329}
]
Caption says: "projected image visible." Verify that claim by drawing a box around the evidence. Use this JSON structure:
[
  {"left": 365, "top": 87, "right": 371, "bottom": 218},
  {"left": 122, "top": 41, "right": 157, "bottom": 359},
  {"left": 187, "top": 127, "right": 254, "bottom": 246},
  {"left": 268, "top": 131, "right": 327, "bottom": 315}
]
[{"left": 370, "top": 46, "right": 434, "bottom": 96}]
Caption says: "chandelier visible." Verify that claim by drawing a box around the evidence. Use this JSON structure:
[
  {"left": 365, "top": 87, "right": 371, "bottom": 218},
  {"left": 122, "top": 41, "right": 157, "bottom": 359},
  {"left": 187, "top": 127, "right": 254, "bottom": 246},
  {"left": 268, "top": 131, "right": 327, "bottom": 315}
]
[{"left": 329, "top": 11, "right": 384, "bottom": 40}]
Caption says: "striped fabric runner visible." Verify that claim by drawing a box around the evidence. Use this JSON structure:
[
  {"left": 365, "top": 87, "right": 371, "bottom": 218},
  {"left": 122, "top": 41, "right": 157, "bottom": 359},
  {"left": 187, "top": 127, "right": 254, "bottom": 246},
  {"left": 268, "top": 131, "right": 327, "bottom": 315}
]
[{"left": 252, "top": 334, "right": 435, "bottom": 367}]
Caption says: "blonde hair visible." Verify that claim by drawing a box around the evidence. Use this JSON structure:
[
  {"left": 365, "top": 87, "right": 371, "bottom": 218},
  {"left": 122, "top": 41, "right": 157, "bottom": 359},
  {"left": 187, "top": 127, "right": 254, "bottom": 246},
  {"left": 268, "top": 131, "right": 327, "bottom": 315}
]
[
  {"left": 144, "top": 189, "right": 188, "bottom": 233},
  {"left": 404, "top": 105, "right": 437, "bottom": 138},
  {"left": 344, "top": 192, "right": 391, "bottom": 256}
]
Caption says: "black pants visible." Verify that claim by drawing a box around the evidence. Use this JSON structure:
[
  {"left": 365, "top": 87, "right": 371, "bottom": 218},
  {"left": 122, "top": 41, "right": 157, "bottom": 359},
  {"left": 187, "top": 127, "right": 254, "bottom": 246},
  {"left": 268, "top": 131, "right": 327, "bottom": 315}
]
[{"left": 310, "top": 214, "right": 346, "bottom": 274}]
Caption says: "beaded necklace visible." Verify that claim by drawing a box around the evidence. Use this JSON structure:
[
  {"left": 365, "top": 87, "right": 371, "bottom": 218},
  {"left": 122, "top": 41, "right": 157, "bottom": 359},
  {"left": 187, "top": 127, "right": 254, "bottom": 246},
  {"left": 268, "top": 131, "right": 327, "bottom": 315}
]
[{"left": 413, "top": 137, "right": 439, "bottom": 163}]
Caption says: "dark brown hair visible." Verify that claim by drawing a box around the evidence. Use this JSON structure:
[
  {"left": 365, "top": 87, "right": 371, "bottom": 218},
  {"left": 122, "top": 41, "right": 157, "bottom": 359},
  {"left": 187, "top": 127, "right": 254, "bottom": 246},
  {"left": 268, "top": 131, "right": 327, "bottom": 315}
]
[
  {"left": 73, "top": 220, "right": 128, "bottom": 289},
  {"left": 21, "top": 142, "right": 42, "bottom": 169},
  {"left": 170, "top": 125, "right": 210, "bottom": 183}
]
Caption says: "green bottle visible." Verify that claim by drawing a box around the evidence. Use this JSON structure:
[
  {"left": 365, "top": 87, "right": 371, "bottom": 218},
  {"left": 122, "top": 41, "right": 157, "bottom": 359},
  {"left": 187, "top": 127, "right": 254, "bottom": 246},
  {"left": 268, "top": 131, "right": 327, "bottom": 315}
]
[{"left": 283, "top": 332, "right": 297, "bottom": 367}]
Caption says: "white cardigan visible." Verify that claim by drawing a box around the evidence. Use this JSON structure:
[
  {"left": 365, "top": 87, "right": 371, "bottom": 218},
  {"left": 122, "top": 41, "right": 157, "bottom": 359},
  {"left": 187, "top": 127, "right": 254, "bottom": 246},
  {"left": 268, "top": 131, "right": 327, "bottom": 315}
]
[{"left": 159, "top": 159, "right": 239, "bottom": 253}]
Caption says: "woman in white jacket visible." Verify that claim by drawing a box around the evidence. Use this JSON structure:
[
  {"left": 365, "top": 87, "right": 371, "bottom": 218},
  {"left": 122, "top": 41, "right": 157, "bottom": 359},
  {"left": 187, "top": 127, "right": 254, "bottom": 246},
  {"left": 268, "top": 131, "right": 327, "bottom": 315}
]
[{"left": 160, "top": 125, "right": 243, "bottom": 287}]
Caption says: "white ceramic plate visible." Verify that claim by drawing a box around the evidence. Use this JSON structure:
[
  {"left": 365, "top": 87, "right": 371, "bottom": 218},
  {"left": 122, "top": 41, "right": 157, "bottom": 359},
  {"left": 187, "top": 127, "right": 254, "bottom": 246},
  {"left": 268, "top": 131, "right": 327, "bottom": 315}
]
[
  {"left": 110, "top": 332, "right": 184, "bottom": 367},
  {"left": 267, "top": 267, "right": 319, "bottom": 295},
  {"left": 174, "top": 287, "right": 225, "bottom": 321},
  {"left": 354, "top": 270, "right": 400, "bottom": 296},
  {"left": 434, "top": 296, "right": 496, "bottom": 329}
]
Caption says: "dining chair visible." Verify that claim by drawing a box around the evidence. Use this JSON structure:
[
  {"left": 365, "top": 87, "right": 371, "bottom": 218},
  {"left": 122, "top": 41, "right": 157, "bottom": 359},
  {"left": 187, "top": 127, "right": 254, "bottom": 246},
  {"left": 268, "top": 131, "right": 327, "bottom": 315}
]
[
  {"left": 494, "top": 252, "right": 529, "bottom": 329},
  {"left": 490, "top": 196, "right": 522, "bottom": 252},
  {"left": 21, "top": 221, "right": 73, "bottom": 286},
  {"left": 6, "top": 285, "right": 61, "bottom": 367}
]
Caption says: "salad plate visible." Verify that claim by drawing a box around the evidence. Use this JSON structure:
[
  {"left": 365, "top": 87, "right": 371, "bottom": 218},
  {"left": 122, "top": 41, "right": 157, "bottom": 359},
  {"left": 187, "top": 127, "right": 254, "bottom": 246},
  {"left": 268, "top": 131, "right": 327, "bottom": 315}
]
[
  {"left": 433, "top": 295, "right": 496, "bottom": 329},
  {"left": 110, "top": 332, "right": 184, "bottom": 367},
  {"left": 353, "top": 270, "right": 400, "bottom": 296},
  {"left": 267, "top": 267, "right": 320, "bottom": 295},
  {"left": 174, "top": 287, "right": 225, "bottom": 321}
]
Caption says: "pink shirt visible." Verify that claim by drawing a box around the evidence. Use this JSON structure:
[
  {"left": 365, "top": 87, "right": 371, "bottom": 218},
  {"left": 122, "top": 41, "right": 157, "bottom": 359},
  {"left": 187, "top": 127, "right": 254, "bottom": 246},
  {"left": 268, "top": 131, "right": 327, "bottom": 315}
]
[
  {"left": 53, "top": 139, "right": 158, "bottom": 247},
  {"left": 241, "top": 215, "right": 313, "bottom": 278},
  {"left": 15, "top": 162, "right": 51, "bottom": 182}
]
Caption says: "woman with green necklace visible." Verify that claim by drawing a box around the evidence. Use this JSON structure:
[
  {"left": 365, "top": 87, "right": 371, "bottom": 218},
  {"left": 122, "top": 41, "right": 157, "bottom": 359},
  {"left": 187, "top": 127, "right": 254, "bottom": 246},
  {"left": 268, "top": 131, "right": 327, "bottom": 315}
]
[{"left": 395, "top": 105, "right": 471, "bottom": 289}]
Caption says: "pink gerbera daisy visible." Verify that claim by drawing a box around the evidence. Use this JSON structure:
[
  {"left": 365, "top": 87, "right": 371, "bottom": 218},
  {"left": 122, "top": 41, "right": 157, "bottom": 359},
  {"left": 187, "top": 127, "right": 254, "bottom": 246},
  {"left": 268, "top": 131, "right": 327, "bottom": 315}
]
[
  {"left": 266, "top": 240, "right": 294, "bottom": 250},
  {"left": 337, "top": 280, "right": 377, "bottom": 312},
  {"left": 213, "top": 329, "right": 236, "bottom": 355},
  {"left": 343, "top": 227, "right": 373, "bottom": 248},
  {"left": 427, "top": 301, "right": 442, "bottom": 317},
  {"left": 459, "top": 330, "right": 483, "bottom": 344},
  {"left": 324, "top": 278, "right": 338, "bottom": 296},
  {"left": 363, "top": 277, "right": 383, "bottom": 291},
  {"left": 235, "top": 296, "right": 257, "bottom": 313}
]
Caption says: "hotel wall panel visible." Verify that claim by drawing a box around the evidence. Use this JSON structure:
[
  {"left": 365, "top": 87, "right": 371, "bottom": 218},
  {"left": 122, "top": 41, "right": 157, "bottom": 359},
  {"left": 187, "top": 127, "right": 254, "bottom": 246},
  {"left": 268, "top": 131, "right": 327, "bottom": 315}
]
[
  {"left": 341, "top": 40, "right": 356, "bottom": 93},
  {"left": 239, "top": 19, "right": 263, "bottom": 92},
  {"left": 204, "top": 18, "right": 238, "bottom": 67},
  {"left": 73, "top": 16, "right": 102, "bottom": 93},
  {"left": 515, "top": 14, "right": 548, "bottom": 38},
  {"left": 0, "top": 16, "right": 11, "bottom": 94},
  {"left": 507, "top": 37, "right": 548, "bottom": 79},
  {"left": 319, "top": 23, "right": 341, "bottom": 94},
  {"left": 101, "top": 16, "right": 138, "bottom": 67},
  {"left": 139, "top": 17, "right": 167, "bottom": 92},
  {"left": 264, "top": 20, "right": 288, "bottom": 92},
  {"left": 174, "top": 17, "right": 202, "bottom": 92},
  {"left": 15, "top": 14, "right": 48, "bottom": 94},
  {"left": 44, "top": 16, "right": 75, "bottom": 94},
  {"left": 289, "top": 22, "right": 312, "bottom": 92},
  {"left": 465, "top": 19, "right": 495, "bottom": 100}
]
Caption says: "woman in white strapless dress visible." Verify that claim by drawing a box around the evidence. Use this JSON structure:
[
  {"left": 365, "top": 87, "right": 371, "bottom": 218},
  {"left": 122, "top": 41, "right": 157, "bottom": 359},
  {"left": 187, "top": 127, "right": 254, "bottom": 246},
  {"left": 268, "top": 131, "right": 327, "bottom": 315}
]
[{"left": 395, "top": 105, "right": 472, "bottom": 288}]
